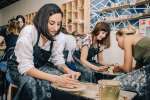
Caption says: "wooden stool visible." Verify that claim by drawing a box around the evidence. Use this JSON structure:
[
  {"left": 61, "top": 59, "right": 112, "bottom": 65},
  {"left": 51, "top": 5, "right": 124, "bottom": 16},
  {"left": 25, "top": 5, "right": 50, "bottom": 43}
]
[{"left": 7, "top": 84, "right": 17, "bottom": 100}]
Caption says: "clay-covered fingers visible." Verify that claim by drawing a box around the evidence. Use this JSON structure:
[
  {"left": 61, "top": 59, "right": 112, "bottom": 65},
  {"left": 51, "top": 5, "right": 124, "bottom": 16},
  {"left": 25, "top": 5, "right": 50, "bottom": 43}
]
[
  {"left": 70, "top": 72, "right": 81, "bottom": 80},
  {"left": 97, "top": 66, "right": 109, "bottom": 72},
  {"left": 66, "top": 71, "right": 81, "bottom": 80},
  {"left": 52, "top": 76, "right": 77, "bottom": 88},
  {"left": 58, "top": 76, "right": 81, "bottom": 88},
  {"left": 61, "top": 75, "right": 80, "bottom": 84}
]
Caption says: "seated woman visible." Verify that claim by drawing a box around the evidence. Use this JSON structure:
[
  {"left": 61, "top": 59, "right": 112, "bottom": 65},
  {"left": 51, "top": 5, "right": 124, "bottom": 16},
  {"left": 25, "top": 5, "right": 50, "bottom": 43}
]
[
  {"left": 0, "top": 18, "right": 20, "bottom": 61},
  {"left": 73, "top": 22, "right": 111, "bottom": 82},
  {"left": 50, "top": 27, "right": 80, "bottom": 79},
  {"left": 16, "top": 15, "right": 26, "bottom": 32},
  {"left": 0, "top": 18, "right": 21, "bottom": 98},
  {"left": 7, "top": 4, "right": 82, "bottom": 100},
  {"left": 0, "top": 18, "right": 21, "bottom": 74},
  {"left": 112, "top": 25, "right": 150, "bottom": 99},
  {"left": 60, "top": 27, "right": 79, "bottom": 71}
]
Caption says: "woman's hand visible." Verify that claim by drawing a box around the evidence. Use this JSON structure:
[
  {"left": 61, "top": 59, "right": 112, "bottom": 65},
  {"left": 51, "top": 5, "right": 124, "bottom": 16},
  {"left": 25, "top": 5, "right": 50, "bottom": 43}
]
[
  {"left": 51, "top": 75, "right": 80, "bottom": 89},
  {"left": 94, "top": 66, "right": 109, "bottom": 72},
  {"left": 113, "top": 66, "right": 122, "bottom": 72},
  {"left": 67, "top": 71, "right": 81, "bottom": 80},
  {"left": 109, "top": 63, "right": 123, "bottom": 72},
  {"left": 56, "top": 64, "right": 80, "bottom": 79}
]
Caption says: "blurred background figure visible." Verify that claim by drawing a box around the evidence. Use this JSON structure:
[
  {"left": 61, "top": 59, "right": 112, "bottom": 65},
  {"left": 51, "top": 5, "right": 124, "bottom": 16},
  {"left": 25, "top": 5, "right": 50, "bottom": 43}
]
[
  {"left": 0, "top": 17, "right": 20, "bottom": 100},
  {"left": 0, "top": 18, "right": 19, "bottom": 61},
  {"left": 16, "top": 15, "right": 25, "bottom": 32}
]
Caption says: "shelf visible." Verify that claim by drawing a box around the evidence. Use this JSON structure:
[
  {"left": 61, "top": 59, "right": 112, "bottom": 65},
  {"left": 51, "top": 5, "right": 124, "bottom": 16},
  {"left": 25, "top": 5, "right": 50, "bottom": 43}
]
[
  {"left": 104, "top": 13, "right": 150, "bottom": 23},
  {"left": 100, "top": 4, "right": 129, "bottom": 12},
  {"left": 67, "top": 2, "right": 72, "bottom": 11},
  {"left": 77, "top": 0, "right": 84, "bottom": 9},
  {"left": 78, "top": 24, "right": 84, "bottom": 33},
  {"left": 99, "top": 0, "right": 150, "bottom": 12},
  {"left": 25, "top": 12, "right": 36, "bottom": 24},
  {"left": 72, "top": 23, "right": 78, "bottom": 32},
  {"left": 72, "top": 0, "right": 77, "bottom": 10},
  {"left": 61, "top": 0, "right": 90, "bottom": 34},
  {"left": 91, "top": 0, "right": 150, "bottom": 30},
  {"left": 132, "top": 0, "right": 150, "bottom": 6},
  {"left": 72, "top": 12, "right": 78, "bottom": 20}
]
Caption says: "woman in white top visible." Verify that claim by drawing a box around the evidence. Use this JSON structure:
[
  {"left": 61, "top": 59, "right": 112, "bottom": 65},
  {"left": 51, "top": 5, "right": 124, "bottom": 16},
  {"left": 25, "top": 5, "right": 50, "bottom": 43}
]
[
  {"left": 7, "top": 4, "right": 81, "bottom": 100},
  {"left": 50, "top": 31, "right": 78, "bottom": 72}
]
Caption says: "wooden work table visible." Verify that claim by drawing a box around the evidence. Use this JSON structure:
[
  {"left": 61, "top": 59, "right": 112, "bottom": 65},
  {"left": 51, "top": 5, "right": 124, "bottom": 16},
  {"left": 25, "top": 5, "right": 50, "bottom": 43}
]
[{"left": 72, "top": 82, "right": 137, "bottom": 100}]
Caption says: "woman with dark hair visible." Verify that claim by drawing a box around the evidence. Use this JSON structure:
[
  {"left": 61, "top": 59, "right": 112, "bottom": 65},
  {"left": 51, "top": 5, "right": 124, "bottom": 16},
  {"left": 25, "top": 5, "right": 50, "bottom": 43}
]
[
  {"left": 47, "top": 27, "right": 80, "bottom": 78},
  {"left": 1, "top": 18, "right": 19, "bottom": 55},
  {"left": 16, "top": 15, "right": 25, "bottom": 32},
  {"left": 50, "top": 27, "right": 80, "bottom": 75},
  {"left": 73, "top": 22, "right": 111, "bottom": 82},
  {"left": 0, "top": 18, "right": 19, "bottom": 63},
  {"left": 7, "top": 4, "right": 81, "bottom": 100},
  {"left": 0, "top": 18, "right": 20, "bottom": 98}
]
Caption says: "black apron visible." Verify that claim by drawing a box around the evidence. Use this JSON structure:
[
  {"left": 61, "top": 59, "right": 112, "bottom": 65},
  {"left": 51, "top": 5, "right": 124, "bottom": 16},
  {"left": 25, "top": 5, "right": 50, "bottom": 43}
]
[
  {"left": 7, "top": 33, "right": 61, "bottom": 100},
  {"left": 73, "top": 46, "right": 102, "bottom": 83},
  {"left": 7, "top": 33, "right": 88, "bottom": 100}
]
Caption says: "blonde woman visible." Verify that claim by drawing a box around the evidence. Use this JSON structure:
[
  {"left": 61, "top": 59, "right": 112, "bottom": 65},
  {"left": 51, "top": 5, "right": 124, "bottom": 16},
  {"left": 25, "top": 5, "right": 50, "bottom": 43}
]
[{"left": 113, "top": 26, "right": 150, "bottom": 98}]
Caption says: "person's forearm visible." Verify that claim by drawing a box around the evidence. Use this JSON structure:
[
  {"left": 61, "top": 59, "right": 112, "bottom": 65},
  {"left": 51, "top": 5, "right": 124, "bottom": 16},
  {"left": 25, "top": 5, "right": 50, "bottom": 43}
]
[
  {"left": 115, "top": 65, "right": 131, "bottom": 73},
  {"left": 98, "top": 61, "right": 105, "bottom": 66},
  {"left": 98, "top": 52, "right": 105, "bottom": 65},
  {"left": 56, "top": 64, "right": 73, "bottom": 73},
  {"left": 26, "top": 67, "right": 57, "bottom": 82},
  {"left": 81, "top": 59, "right": 98, "bottom": 70},
  {"left": 121, "top": 66, "right": 132, "bottom": 72}
]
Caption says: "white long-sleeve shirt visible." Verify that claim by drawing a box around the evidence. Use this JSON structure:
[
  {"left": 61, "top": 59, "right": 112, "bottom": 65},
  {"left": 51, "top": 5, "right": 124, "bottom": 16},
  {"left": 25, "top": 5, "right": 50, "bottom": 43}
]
[
  {"left": 15, "top": 25, "right": 51, "bottom": 74},
  {"left": 49, "top": 32, "right": 76, "bottom": 65},
  {"left": 15, "top": 25, "right": 76, "bottom": 74}
]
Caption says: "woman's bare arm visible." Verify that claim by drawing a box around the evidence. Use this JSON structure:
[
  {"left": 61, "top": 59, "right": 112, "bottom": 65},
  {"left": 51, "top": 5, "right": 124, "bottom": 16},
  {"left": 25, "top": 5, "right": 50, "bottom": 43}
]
[
  {"left": 97, "top": 51, "right": 105, "bottom": 65},
  {"left": 121, "top": 37, "right": 133, "bottom": 72},
  {"left": 80, "top": 46, "right": 99, "bottom": 70}
]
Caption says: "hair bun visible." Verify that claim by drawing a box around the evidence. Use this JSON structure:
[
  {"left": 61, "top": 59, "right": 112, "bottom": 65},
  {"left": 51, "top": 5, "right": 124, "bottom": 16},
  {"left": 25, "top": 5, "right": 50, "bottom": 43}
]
[{"left": 121, "top": 26, "right": 136, "bottom": 34}]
